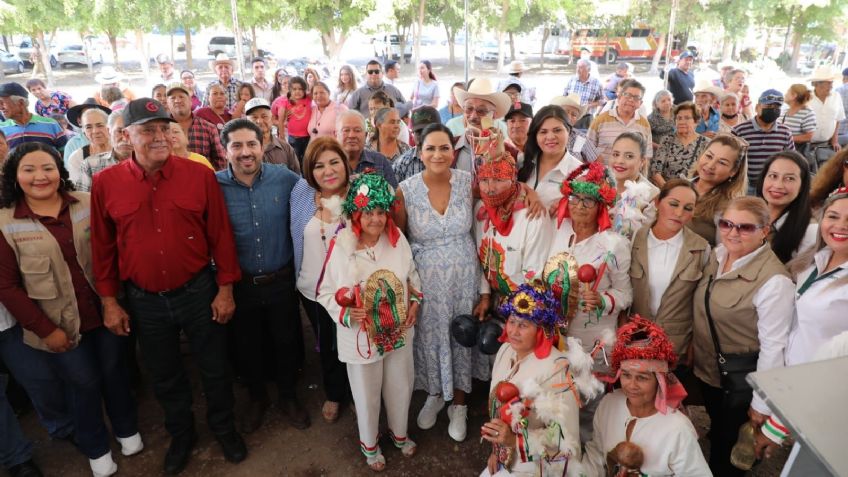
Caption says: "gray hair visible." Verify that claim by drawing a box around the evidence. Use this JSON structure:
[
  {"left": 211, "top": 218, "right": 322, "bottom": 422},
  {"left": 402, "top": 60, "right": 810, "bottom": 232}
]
[
  {"left": 8, "top": 95, "right": 28, "bottom": 107},
  {"left": 81, "top": 107, "right": 109, "bottom": 125},
  {"left": 719, "top": 92, "right": 740, "bottom": 104},
  {"left": 576, "top": 59, "right": 591, "bottom": 69},
  {"left": 107, "top": 110, "right": 124, "bottom": 129},
  {"left": 336, "top": 109, "right": 367, "bottom": 131},
  {"left": 652, "top": 89, "right": 673, "bottom": 110}
]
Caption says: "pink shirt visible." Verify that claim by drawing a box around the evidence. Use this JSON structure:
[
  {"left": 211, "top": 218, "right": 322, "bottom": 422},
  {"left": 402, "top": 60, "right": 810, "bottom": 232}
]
[
  {"left": 308, "top": 102, "right": 348, "bottom": 139},
  {"left": 271, "top": 96, "right": 312, "bottom": 138}
]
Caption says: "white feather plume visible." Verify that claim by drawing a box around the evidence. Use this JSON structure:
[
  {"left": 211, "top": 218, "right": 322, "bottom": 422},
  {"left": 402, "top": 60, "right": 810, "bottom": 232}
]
[
  {"left": 320, "top": 195, "right": 344, "bottom": 220},
  {"left": 564, "top": 337, "right": 604, "bottom": 401}
]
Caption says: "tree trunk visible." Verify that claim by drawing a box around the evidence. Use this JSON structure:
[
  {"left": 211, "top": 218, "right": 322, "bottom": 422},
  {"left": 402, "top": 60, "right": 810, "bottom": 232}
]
[
  {"left": 36, "top": 31, "right": 54, "bottom": 87},
  {"left": 789, "top": 31, "right": 802, "bottom": 74},
  {"left": 170, "top": 33, "right": 175, "bottom": 62},
  {"left": 414, "top": 0, "right": 426, "bottom": 65},
  {"left": 649, "top": 34, "right": 666, "bottom": 75},
  {"left": 2, "top": 35, "right": 8, "bottom": 51},
  {"left": 762, "top": 28, "right": 770, "bottom": 60},
  {"left": 496, "top": 0, "right": 509, "bottom": 71},
  {"left": 508, "top": 31, "right": 515, "bottom": 61},
  {"left": 445, "top": 25, "right": 456, "bottom": 66},
  {"left": 81, "top": 32, "right": 94, "bottom": 75},
  {"left": 184, "top": 26, "right": 193, "bottom": 69},
  {"left": 782, "top": 7, "right": 794, "bottom": 54},
  {"left": 107, "top": 32, "right": 120, "bottom": 70},
  {"left": 251, "top": 26, "right": 258, "bottom": 58},
  {"left": 134, "top": 29, "right": 150, "bottom": 76},
  {"left": 721, "top": 36, "right": 732, "bottom": 63},
  {"left": 321, "top": 31, "right": 347, "bottom": 61},
  {"left": 540, "top": 27, "right": 549, "bottom": 67}
]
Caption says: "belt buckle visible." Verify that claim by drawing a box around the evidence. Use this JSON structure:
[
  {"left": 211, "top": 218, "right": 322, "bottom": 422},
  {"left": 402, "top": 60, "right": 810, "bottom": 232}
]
[{"left": 251, "top": 274, "right": 268, "bottom": 285}]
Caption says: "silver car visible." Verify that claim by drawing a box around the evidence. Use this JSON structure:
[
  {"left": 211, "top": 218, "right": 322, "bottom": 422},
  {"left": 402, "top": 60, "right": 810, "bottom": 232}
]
[{"left": 0, "top": 49, "right": 25, "bottom": 75}]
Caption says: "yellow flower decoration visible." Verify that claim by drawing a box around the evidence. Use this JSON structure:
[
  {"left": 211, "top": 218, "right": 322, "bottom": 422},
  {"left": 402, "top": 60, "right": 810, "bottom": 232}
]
[{"left": 512, "top": 292, "right": 537, "bottom": 315}]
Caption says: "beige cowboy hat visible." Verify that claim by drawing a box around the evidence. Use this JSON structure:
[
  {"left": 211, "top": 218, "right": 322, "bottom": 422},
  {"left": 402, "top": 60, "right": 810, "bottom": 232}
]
[
  {"left": 807, "top": 65, "right": 840, "bottom": 82},
  {"left": 452, "top": 78, "right": 512, "bottom": 119},
  {"left": 507, "top": 60, "right": 526, "bottom": 74},
  {"left": 550, "top": 93, "right": 586, "bottom": 118},
  {"left": 692, "top": 80, "right": 723, "bottom": 98},
  {"left": 94, "top": 66, "right": 125, "bottom": 84},
  {"left": 209, "top": 53, "right": 235, "bottom": 70}
]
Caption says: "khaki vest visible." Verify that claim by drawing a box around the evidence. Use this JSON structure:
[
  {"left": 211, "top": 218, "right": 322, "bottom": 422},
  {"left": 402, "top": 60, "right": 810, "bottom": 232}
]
[
  {"left": 692, "top": 246, "right": 789, "bottom": 387},
  {"left": 0, "top": 192, "right": 94, "bottom": 352},
  {"left": 630, "top": 226, "right": 709, "bottom": 356}
]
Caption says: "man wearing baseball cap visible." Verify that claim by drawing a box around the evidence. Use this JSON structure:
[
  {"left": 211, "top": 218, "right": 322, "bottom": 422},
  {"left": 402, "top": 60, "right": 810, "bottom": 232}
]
[
  {"left": 91, "top": 98, "right": 246, "bottom": 474},
  {"left": 243, "top": 97, "right": 300, "bottom": 173},
  {"left": 504, "top": 102, "right": 532, "bottom": 153},
  {"left": 166, "top": 82, "right": 227, "bottom": 169},
  {"left": 667, "top": 50, "right": 695, "bottom": 105},
  {"left": 0, "top": 82, "right": 68, "bottom": 150},
  {"left": 732, "top": 89, "right": 795, "bottom": 187},
  {"left": 393, "top": 105, "right": 441, "bottom": 182}
]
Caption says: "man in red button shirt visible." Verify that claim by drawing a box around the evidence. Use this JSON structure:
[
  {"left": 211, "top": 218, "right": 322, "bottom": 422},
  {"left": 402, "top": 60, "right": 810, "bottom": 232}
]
[{"left": 90, "top": 98, "right": 246, "bottom": 475}]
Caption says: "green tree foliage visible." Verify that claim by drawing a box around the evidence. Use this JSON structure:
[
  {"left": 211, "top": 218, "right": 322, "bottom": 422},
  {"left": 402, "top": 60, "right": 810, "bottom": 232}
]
[{"left": 290, "top": 0, "right": 375, "bottom": 60}]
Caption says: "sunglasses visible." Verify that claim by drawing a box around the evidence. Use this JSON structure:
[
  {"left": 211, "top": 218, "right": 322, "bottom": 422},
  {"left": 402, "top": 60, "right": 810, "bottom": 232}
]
[
  {"left": 717, "top": 218, "right": 763, "bottom": 235},
  {"left": 366, "top": 69, "right": 381, "bottom": 75}
]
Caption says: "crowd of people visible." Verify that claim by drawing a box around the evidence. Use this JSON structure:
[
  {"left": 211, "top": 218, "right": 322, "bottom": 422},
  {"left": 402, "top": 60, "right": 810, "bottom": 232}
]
[{"left": 0, "top": 49, "right": 847, "bottom": 477}]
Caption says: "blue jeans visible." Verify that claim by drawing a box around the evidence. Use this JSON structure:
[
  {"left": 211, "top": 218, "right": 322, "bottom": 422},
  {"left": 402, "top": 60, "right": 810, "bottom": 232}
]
[
  {"left": 1, "top": 374, "right": 32, "bottom": 469},
  {"left": 126, "top": 268, "right": 235, "bottom": 439},
  {"left": 0, "top": 325, "right": 72, "bottom": 439},
  {"left": 41, "top": 326, "right": 138, "bottom": 459}
]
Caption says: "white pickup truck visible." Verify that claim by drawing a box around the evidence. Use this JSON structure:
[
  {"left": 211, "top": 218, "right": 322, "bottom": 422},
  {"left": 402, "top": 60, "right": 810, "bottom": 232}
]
[{"left": 372, "top": 34, "right": 412, "bottom": 63}]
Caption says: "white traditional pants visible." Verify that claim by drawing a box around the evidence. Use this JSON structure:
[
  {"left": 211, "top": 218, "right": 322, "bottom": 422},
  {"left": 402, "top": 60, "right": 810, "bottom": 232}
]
[{"left": 347, "top": 341, "right": 414, "bottom": 458}]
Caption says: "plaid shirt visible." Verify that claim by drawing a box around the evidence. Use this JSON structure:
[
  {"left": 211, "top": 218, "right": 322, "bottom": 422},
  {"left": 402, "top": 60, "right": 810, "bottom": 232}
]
[
  {"left": 564, "top": 76, "right": 603, "bottom": 106},
  {"left": 204, "top": 77, "right": 242, "bottom": 111},
  {"left": 837, "top": 84, "right": 848, "bottom": 136},
  {"left": 76, "top": 151, "right": 119, "bottom": 192},
  {"left": 354, "top": 149, "right": 398, "bottom": 187},
  {"left": 392, "top": 147, "right": 425, "bottom": 183},
  {"left": 187, "top": 115, "right": 227, "bottom": 170}
]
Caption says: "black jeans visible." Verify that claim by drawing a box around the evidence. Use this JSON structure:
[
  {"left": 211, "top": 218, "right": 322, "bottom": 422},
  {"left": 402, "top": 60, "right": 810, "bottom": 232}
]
[
  {"left": 126, "top": 269, "right": 235, "bottom": 439},
  {"left": 288, "top": 135, "right": 310, "bottom": 169},
  {"left": 299, "top": 292, "right": 350, "bottom": 403},
  {"left": 700, "top": 379, "right": 750, "bottom": 477},
  {"left": 232, "top": 267, "right": 302, "bottom": 402}
]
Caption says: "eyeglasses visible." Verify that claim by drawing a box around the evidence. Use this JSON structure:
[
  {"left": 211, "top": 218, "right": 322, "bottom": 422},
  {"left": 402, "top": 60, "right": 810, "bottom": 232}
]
[
  {"left": 464, "top": 106, "right": 493, "bottom": 116},
  {"left": 620, "top": 92, "right": 642, "bottom": 102},
  {"left": 568, "top": 195, "right": 598, "bottom": 208},
  {"left": 717, "top": 218, "right": 763, "bottom": 235},
  {"left": 366, "top": 69, "right": 381, "bottom": 75}
]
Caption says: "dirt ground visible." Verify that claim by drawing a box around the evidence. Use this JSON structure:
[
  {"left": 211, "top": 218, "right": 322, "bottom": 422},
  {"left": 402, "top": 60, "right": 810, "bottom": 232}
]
[{"left": 17, "top": 310, "right": 790, "bottom": 477}]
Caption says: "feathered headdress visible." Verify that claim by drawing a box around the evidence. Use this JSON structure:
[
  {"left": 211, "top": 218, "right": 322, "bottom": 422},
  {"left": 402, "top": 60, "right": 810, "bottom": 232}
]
[
  {"left": 556, "top": 162, "right": 617, "bottom": 230},
  {"left": 342, "top": 172, "right": 400, "bottom": 247}
]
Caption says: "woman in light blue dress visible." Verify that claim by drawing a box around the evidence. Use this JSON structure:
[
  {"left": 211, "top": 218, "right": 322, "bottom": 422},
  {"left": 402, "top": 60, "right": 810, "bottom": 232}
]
[{"left": 395, "top": 123, "right": 486, "bottom": 443}]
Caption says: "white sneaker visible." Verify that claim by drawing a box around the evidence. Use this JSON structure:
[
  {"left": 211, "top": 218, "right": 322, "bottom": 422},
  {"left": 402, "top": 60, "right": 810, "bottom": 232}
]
[
  {"left": 117, "top": 432, "right": 144, "bottom": 456},
  {"left": 447, "top": 404, "right": 468, "bottom": 442},
  {"left": 416, "top": 395, "right": 445, "bottom": 430},
  {"left": 89, "top": 451, "right": 117, "bottom": 477}
]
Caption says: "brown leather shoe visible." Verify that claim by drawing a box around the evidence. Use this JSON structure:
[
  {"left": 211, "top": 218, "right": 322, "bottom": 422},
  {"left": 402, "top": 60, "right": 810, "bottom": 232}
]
[
  {"left": 240, "top": 399, "right": 269, "bottom": 434},
  {"left": 278, "top": 398, "right": 311, "bottom": 430}
]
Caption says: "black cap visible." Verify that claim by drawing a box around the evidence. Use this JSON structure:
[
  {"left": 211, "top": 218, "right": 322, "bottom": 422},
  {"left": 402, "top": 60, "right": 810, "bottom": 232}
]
[
  {"left": 502, "top": 81, "right": 522, "bottom": 93},
  {"left": 0, "top": 82, "right": 28, "bottom": 98},
  {"left": 411, "top": 106, "right": 441, "bottom": 131},
  {"left": 121, "top": 98, "right": 175, "bottom": 127},
  {"left": 66, "top": 98, "right": 112, "bottom": 128},
  {"left": 504, "top": 102, "right": 533, "bottom": 120}
]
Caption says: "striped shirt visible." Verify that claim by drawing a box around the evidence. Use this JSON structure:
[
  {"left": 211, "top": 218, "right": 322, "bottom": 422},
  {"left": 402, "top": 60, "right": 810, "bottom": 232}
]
[
  {"left": 779, "top": 106, "right": 817, "bottom": 137},
  {"left": 587, "top": 107, "right": 653, "bottom": 163},
  {"left": 0, "top": 114, "right": 68, "bottom": 150},
  {"left": 732, "top": 118, "right": 795, "bottom": 183}
]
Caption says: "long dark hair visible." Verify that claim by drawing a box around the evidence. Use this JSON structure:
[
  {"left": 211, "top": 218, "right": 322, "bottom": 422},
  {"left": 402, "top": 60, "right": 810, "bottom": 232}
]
[
  {"left": 271, "top": 68, "right": 289, "bottom": 102},
  {"left": 755, "top": 151, "right": 813, "bottom": 263},
  {"left": 518, "top": 105, "right": 572, "bottom": 183},
  {"left": 1, "top": 143, "right": 75, "bottom": 208},
  {"left": 287, "top": 77, "right": 308, "bottom": 103},
  {"left": 417, "top": 123, "right": 455, "bottom": 153}
]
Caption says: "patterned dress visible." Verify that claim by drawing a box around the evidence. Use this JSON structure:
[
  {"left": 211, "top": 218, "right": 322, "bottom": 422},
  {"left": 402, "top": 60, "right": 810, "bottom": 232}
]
[{"left": 400, "top": 170, "right": 488, "bottom": 398}]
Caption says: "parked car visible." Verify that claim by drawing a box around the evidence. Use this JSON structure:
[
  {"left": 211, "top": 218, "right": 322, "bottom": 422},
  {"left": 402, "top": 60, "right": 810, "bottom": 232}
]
[
  {"left": 372, "top": 34, "right": 412, "bottom": 63},
  {"left": 0, "top": 49, "right": 25, "bottom": 76},
  {"left": 475, "top": 40, "right": 512, "bottom": 62},
  {"left": 207, "top": 36, "right": 270, "bottom": 59},
  {"left": 57, "top": 44, "right": 105, "bottom": 67},
  {"left": 17, "top": 39, "right": 58, "bottom": 68}
]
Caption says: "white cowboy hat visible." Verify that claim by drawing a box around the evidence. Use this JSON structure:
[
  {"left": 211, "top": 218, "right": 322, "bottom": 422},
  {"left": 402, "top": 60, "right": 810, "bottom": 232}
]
[
  {"left": 692, "top": 80, "right": 723, "bottom": 98},
  {"left": 209, "top": 53, "right": 235, "bottom": 70},
  {"left": 507, "top": 60, "right": 526, "bottom": 74},
  {"left": 95, "top": 66, "right": 125, "bottom": 84},
  {"left": 452, "top": 78, "right": 512, "bottom": 119},
  {"left": 550, "top": 93, "right": 586, "bottom": 118},
  {"left": 807, "top": 65, "right": 839, "bottom": 82}
]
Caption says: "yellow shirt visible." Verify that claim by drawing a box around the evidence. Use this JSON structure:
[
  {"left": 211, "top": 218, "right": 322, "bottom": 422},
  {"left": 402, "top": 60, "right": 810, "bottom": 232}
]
[{"left": 186, "top": 152, "right": 214, "bottom": 171}]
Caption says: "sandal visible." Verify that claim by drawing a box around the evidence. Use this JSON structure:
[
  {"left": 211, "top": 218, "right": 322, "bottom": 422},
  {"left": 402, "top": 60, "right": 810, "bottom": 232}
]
[
  {"left": 390, "top": 433, "right": 417, "bottom": 457},
  {"left": 365, "top": 450, "right": 386, "bottom": 472},
  {"left": 322, "top": 401, "right": 340, "bottom": 423}
]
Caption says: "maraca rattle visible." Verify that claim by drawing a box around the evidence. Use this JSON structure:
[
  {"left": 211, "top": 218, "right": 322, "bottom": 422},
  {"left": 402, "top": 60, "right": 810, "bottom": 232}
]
[{"left": 577, "top": 264, "right": 597, "bottom": 311}]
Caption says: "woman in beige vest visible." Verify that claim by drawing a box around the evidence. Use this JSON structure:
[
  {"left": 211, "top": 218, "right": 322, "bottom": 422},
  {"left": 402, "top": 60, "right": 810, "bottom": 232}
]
[
  {"left": 687, "top": 134, "right": 748, "bottom": 246},
  {"left": 691, "top": 197, "right": 795, "bottom": 477},
  {"left": 0, "top": 143, "right": 141, "bottom": 477},
  {"left": 630, "top": 179, "right": 709, "bottom": 365}
]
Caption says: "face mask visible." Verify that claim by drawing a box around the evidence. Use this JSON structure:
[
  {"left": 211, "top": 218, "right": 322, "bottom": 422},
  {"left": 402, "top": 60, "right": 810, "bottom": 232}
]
[
  {"left": 721, "top": 113, "right": 738, "bottom": 119},
  {"left": 759, "top": 108, "right": 780, "bottom": 124}
]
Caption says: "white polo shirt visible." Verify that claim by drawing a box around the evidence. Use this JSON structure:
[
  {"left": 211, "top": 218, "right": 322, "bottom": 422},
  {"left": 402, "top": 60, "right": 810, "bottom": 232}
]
[{"left": 809, "top": 91, "right": 846, "bottom": 142}]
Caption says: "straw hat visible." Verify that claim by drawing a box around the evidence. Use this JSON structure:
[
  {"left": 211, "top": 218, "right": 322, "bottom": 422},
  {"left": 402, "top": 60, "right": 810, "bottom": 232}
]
[
  {"left": 209, "top": 53, "right": 235, "bottom": 70},
  {"left": 94, "top": 66, "right": 125, "bottom": 84},
  {"left": 507, "top": 60, "right": 526, "bottom": 74},
  {"left": 550, "top": 93, "right": 586, "bottom": 117},
  {"left": 692, "top": 80, "right": 723, "bottom": 98},
  {"left": 452, "top": 78, "right": 512, "bottom": 119},
  {"left": 807, "top": 65, "right": 840, "bottom": 83}
]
